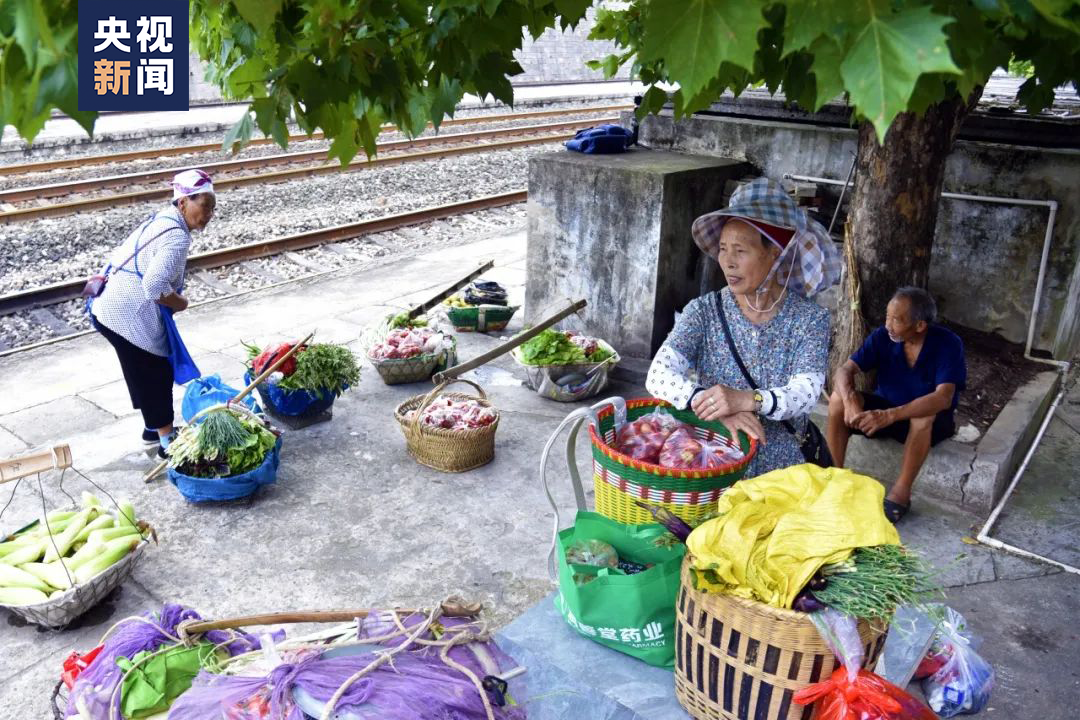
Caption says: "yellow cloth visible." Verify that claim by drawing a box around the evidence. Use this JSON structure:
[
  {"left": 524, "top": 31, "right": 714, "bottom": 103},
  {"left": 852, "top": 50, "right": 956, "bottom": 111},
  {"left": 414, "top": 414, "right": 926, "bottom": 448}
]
[{"left": 685, "top": 463, "right": 900, "bottom": 609}]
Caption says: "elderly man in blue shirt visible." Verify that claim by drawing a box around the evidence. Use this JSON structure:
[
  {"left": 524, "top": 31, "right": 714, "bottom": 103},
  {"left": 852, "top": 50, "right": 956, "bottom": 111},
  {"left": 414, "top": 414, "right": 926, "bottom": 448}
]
[{"left": 827, "top": 287, "right": 966, "bottom": 523}]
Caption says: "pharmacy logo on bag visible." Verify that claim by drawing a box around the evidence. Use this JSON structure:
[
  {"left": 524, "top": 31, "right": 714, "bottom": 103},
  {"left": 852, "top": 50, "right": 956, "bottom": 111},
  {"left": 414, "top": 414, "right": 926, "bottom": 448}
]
[
  {"left": 563, "top": 608, "right": 666, "bottom": 649},
  {"left": 78, "top": 1, "right": 189, "bottom": 111}
]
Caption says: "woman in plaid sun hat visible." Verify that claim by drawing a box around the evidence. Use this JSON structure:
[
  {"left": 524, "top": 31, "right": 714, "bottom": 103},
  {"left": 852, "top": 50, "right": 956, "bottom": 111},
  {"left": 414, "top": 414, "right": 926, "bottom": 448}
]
[
  {"left": 89, "top": 170, "right": 216, "bottom": 458},
  {"left": 645, "top": 178, "right": 841, "bottom": 477}
]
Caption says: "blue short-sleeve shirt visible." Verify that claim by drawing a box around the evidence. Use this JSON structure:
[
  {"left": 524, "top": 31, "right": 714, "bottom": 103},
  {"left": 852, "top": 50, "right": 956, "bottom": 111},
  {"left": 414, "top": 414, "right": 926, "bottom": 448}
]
[{"left": 851, "top": 325, "right": 966, "bottom": 412}]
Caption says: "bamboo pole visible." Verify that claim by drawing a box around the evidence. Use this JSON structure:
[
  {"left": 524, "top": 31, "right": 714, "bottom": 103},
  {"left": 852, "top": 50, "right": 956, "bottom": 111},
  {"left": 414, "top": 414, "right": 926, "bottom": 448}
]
[
  {"left": 407, "top": 260, "right": 495, "bottom": 319},
  {"left": 432, "top": 299, "right": 587, "bottom": 384},
  {"left": 143, "top": 331, "right": 315, "bottom": 482},
  {"left": 180, "top": 599, "right": 483, "bottom": 636},
  {"left": 0, "top": 445, "right": 73, "bottom": 485}
]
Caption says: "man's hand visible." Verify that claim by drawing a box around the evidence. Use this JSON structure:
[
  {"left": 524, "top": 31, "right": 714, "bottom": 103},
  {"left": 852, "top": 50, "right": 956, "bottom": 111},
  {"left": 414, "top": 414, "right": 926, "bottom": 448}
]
[
  {"left": 843, "top": 393, "right": 864, "bottom": 427},
  {"left": 853, "top": 409, "right": 895, "bottom": 437},
  {"left": 692, "top": 384, "right": 754, "bottom": 422},
  {"left": 717, "top": 411, "right": 766, "bottom": 444}
]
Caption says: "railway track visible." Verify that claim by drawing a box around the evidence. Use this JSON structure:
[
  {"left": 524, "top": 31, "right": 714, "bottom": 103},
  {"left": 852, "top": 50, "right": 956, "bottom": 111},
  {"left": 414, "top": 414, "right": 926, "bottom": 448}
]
[
  {"left": 0, "top": 104, "right": 630, "bottom": 177},
  {"left": 0, "top": 116, "right": 611, "bottom": 223},
  {"left": 0, "top": 190, "right": 528, "bottom": 355}
]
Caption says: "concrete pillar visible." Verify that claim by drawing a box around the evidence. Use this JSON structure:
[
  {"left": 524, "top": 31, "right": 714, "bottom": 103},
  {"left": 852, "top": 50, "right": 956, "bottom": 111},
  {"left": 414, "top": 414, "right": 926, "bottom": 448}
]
[{"left": 525, "top": 149, "right": 751, "bottom": 372}]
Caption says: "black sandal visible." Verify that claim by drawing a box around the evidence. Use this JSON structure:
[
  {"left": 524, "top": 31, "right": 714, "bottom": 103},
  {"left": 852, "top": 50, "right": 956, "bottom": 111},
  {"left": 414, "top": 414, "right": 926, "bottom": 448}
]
[{"left": 883, "top": 499, "right": 910, "bottom": 523}]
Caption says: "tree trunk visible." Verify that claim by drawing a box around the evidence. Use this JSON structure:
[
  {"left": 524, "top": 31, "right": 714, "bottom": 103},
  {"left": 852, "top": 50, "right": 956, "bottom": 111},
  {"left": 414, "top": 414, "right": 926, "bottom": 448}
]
[{"left": 828, "top": 88, "right": 983, "bottom": 383}]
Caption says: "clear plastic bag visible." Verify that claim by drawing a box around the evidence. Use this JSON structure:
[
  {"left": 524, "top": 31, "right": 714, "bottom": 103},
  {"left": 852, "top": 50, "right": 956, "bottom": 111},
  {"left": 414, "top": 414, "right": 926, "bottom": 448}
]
[
  {"left": 614, "top": 410, "right": 685, "bottom": 463},
  {"left": 564, "top": 539, "right": 619, "bottom": 568},
  {"left": 658, "top": 426, "right": 744, "bottom": 469},
  {"left": 920, "top": 607, "right": 995, "bottom": 717}
]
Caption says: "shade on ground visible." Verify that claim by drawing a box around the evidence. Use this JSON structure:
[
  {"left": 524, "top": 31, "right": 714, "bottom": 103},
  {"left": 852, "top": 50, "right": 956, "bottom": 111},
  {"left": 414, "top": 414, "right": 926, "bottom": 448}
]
[{"left": 991, "top": 381, "right": 1080, "bottom": 570}]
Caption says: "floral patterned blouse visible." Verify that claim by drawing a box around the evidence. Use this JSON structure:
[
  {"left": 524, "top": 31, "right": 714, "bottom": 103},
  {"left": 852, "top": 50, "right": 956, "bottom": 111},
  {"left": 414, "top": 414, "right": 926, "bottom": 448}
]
[{"left": 645, "top": 287, "right": 830, "bottom": 477}]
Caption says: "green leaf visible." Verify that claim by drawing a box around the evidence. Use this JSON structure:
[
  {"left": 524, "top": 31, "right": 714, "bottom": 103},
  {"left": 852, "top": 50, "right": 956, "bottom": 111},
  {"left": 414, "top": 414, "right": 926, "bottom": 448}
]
[
  {"left": 328, "top": 114, "right": 360, "bottom": 166},
  {"left": 231, "top": 0, "right": 284, "bottom": 33},
  {"left": 640, "top": 0, "right": 767, "bottom": 101},
  {"left": 636, "top": 85, "right": 669, "bottom": 119},
  {"left": 223, "top": 112, "right": 255, "bottom": 154},
  {"left": 1029, "top": 0, "right": 1080, "bottom": 34},
  {"left": 428, "top": 76, "right": 463, "bottom": 129},
  {"left": 841, "top": 5, "right": 963, "bottom": 140},
  {"left": 13, "top": 0, "right": 52, "bottom": 71},
  {"left": 783, "top": 0, "right": 865, "bottom": 58},
  {"left": 810, "top": 37, "right": 846, "bottom": 110}
]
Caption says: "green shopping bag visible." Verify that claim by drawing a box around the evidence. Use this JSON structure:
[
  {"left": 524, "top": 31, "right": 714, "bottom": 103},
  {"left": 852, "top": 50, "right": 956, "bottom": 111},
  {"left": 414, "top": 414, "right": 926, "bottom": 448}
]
[{"left": 555, "top": 511, "right": 685, "bottom": 667}]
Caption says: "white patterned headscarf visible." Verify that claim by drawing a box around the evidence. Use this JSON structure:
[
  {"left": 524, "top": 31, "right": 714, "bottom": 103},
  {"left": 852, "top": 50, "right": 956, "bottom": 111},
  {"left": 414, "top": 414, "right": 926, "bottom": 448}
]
[
  {"left": 692, "top": 178, "right": 842, "bottom": 298},
  {"left": 171, "top": 169, "right": 214, "bottom": 203}
]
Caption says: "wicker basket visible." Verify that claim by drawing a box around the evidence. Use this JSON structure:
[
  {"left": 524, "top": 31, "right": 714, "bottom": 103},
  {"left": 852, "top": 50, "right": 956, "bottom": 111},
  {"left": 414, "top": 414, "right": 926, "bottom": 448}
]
[
  {"left": 447, "top": 304, "right": 519, "bottom": 332},
  {"left": 511, "top": 340, "right": 621, "bottom": 402},
  {"left": 674, "top": 558, "right": 888, "bottom": 720},
  {"left": 394, "top": 378, "right": 500, "bottom": 472},
  {"left": 0, "top": 539, "right": 149, "bottom": 628},
  {"left": 589, "top": 398, "right": 758, "bottom": 526},
  {"left": 367, "top": 337, "right": 457, "bottom": 385}
]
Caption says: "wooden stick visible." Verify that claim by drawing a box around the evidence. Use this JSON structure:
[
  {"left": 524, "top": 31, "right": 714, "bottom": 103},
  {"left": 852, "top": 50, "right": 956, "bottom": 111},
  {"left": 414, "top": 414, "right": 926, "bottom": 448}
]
[
  {"left": 407, "top": 259, "right": 495, "bottom": 319},
  {"left": 0, "top": 445, "right": 73, "bottom": 485},
  {"left": 180, "top": 599, "right": 483, "bottom": 636},
  {"left": 143, "top": 331, "right": 315, "bottom": 483},
  {"left": 432, "top": 299, "right": 587, "bottom": 383}
]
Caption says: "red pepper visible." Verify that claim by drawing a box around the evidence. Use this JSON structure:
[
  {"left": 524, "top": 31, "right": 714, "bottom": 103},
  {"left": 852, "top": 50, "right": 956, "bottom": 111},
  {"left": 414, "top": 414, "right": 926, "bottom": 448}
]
[{"left": 252, "top": 342, "right": 303, "bottom": 376}]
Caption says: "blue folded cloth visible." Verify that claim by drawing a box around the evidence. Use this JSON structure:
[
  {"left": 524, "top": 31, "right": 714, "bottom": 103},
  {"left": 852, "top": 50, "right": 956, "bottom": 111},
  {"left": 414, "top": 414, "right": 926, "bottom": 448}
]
[{"left": 565, "top": 124, "right": 632, "bottom": 154}]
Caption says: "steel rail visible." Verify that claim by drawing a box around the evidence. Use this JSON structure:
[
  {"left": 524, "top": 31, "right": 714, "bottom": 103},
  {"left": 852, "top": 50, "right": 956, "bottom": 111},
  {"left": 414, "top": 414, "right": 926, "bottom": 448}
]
[
  {"left": 0, "top": 128, "right": 585, "bottom": 224},
  {"left": 0, "top": 190, "right": 526, "bottom": 316},
  {"left": 0, "top": 105, "right": 630, "bottom": 177},
  {"left": 0, "top": 118, "right": 608, "bottom": 204}
]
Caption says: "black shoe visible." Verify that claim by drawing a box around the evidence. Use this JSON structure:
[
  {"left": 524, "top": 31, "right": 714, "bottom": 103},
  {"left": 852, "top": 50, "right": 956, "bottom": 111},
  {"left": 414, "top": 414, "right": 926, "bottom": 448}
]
[
  {"left": 142, "top": 428, "right": 159, "bottom": 445},
  {"left": 157, "top": 444, "right": 168, "bottom": 459}
]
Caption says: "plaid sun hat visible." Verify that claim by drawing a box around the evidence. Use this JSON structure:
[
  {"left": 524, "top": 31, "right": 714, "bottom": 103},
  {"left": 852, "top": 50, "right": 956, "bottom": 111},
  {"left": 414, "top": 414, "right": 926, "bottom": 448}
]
[{"left": 692, "top": 178, "right": 842, "bottom": 298}]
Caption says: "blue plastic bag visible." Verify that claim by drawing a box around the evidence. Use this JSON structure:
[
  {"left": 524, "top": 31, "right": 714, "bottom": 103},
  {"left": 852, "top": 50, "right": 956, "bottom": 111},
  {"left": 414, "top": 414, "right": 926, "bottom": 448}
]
[
  {"left": 921, "top": 607, "right": 995, "bottom": 717},
  {"left": 167, "top": 437, "right": 282, "bottom": 503},
  {"left": 181, "top": 375, "right": 261, "bottom": 424},
  {"left": 243, "top": 371, "right": 340, "bottom": 417},
  {"left": 160, "top": 306, "right": 200, "bottom": 385},
  {"left": 565, "top": 124, "right": 632, "bottom": 154}
]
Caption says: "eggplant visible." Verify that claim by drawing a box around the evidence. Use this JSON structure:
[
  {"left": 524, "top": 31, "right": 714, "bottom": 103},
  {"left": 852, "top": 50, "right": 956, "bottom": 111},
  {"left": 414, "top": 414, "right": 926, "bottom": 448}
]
[{"left": 634, "top": 501, "right": 693, "bottom": 542}]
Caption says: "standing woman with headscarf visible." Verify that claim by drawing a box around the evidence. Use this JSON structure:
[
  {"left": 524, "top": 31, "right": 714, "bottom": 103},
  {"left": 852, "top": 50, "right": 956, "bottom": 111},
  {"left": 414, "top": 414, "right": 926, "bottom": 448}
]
[
  {"left": 646, "top": 178, "right": 842, "bottom": 477},
  {"left": 89, "top": 169, "right": 215, "bottom": 458}
]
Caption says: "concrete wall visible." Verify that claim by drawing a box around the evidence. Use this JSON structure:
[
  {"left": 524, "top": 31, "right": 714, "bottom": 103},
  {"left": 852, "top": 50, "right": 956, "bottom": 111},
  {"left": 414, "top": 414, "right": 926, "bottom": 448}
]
[
  {"left": 526, "top": 150, "right": 750, "bottom": 363},
  {"left": 186, "top": 10, "right": 627, "bottom": 105},
  {"left": 637, "top": 112, "right": 1080, "bottom": 360}
]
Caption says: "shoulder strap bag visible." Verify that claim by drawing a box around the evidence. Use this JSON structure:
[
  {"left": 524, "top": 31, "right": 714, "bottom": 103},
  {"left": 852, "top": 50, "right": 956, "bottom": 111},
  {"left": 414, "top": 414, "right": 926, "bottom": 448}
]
[{"left": 716, "top": 294, "right": 833, "bottom": 467}]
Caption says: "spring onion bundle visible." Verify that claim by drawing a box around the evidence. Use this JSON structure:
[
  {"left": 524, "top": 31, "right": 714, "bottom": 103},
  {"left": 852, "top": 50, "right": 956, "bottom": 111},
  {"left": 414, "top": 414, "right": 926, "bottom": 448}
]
[
  {"left": 167, "top": 408, "right": 278, "bottom": 478},
  {"left": 810, "top": 545, "right": 936, "bottom": 620}
]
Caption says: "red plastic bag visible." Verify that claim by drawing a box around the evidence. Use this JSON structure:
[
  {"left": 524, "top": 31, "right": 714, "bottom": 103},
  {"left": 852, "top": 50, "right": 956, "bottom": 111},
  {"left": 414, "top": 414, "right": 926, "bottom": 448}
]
[
  {"left": 252, "top": 342, "right": 302, "bottom": 376},
  {"left": 658, "top": 426, "right": 744, "bottom": 469},
  {"left": 794, "top": 667, "right": 938, "bottom": 720},
  {"left": 61, "top": 645, "right": 104, "bottom": 690},
  {"left": 613, "top": 410, "right": 685, "bottom": 463}
]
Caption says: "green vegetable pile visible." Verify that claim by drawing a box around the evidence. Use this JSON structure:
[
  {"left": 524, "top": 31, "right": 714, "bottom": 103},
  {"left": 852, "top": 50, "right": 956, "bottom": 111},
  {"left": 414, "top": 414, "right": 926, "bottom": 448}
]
[
  {"left": 246, "top": 342, "right": 361, "bottom": 399},
  {"left": 167, "top": 409, "right": 278, "bottom": 478},
  {"left": 388, "top": 312, "right": 428, "bottom": 330},
  {"left": 811, "top": 545, "right": 936, "bottom": 621},
  {"left": 517, "top": 329, "right": 614, "bottom": 366}
]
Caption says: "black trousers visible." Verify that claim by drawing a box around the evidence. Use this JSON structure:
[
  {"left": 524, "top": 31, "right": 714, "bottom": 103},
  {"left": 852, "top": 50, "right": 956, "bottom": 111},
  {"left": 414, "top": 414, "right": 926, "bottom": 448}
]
[
  {"left": 93, "top": 318, "right": 174, "bottom": 429},
  {"left": 852, "top": 392, "right": 956, "bottom": 446}
]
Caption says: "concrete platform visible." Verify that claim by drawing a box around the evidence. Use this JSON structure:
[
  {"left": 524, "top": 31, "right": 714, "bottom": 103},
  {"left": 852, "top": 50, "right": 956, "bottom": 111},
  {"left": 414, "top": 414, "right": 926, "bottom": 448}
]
[{"left": 0, "top": 231, "right": 1076, "bottom": 718}]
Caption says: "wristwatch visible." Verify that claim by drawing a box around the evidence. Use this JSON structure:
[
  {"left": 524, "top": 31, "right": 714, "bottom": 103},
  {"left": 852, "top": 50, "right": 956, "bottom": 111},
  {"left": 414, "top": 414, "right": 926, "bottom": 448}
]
[{"left": 753, "top": 390, "right": 764, "bottom": 413}]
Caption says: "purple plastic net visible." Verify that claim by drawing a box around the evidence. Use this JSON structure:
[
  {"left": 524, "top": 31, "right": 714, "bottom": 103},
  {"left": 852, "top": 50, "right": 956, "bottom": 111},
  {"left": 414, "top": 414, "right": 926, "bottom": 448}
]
[
  {"left": 169, "top": 613, "right": 527, "bottom": 720},
  {"left": 65, "top": 604, "right": 277, "bottom": 720}
]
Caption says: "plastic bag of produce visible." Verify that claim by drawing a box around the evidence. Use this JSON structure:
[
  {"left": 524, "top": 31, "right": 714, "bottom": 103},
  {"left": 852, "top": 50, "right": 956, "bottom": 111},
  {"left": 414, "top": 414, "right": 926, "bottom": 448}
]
[
  {"left": 657, "top": 426, "right": 745, "bottom": 469},
  {"left": 564, "top": 539, "right": 619, "bottom": 568},
  {"left": 920, "top": 607, "right": 995, "bottom": 717},
  {"left": 794, "top": 609, "right": 938, "bottom": 720},
  {"left": 613, "top": 409, "right": 685, "bottom": 463},
  {"left": 182, "top": 375, "right": 260, "bottom": 423}
]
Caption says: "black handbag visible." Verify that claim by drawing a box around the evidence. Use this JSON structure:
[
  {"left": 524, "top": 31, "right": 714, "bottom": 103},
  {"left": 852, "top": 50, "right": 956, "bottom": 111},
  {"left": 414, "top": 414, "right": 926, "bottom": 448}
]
[{"left": 716, "top": 296, "right": 834, "bottom": 468}]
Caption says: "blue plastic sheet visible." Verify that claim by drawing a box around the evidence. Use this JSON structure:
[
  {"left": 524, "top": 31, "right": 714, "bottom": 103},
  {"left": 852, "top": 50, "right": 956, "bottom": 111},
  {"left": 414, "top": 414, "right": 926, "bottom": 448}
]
[
  {"left": 243, "top": 371, "right": 339, "bottom": 417},
  {"left": 160, "top": 306, "right": 201, "bottom": 385},
  {"left": 168, "top": 437, "right": 282, "bottom": 503},
  {"left": 565, "top": 124, "right": 632, "bottom": 154},
  {"left": 181, "top": 375, "right": 260, "bottom": 424}
]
